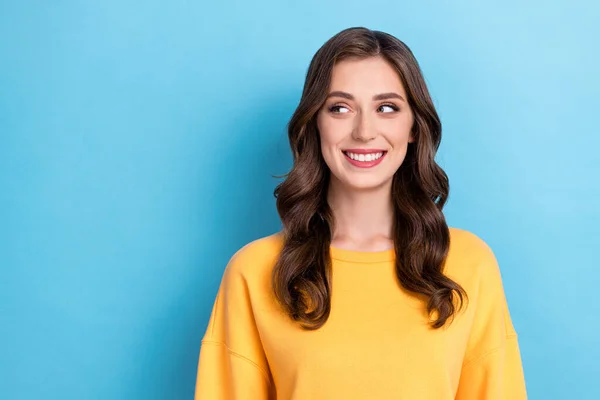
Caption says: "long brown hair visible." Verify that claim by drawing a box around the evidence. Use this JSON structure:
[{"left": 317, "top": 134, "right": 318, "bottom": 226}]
[{"left": 273, "top": 27, "right": 466, "bottom": 330}]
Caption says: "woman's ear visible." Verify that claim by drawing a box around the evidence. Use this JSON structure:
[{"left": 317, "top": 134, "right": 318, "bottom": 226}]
[{"left": 408, "top": 118, "right": 417, "bottom": 143}]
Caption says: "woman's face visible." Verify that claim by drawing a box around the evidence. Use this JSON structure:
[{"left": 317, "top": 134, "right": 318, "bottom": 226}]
[{"left": 317, "top": 56, "right": 414, "bottom": 191}]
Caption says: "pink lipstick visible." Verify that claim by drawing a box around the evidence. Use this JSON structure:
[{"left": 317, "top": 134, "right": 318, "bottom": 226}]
[{"left": 342, "top": 149, "right": 387, "bottom": 168}]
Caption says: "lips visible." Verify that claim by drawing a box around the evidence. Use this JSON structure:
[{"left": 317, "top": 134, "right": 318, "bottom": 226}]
[
  {"left": 342, "top": 148, "right": 387, "bottom": 154},
  {"left": 342, "top": 149, "right": 387, "bottom": 168}
]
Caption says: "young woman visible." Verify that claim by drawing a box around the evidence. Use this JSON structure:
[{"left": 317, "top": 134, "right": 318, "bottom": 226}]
[{"left": 195, "top": 27, "right": 527, "bottom": 399}]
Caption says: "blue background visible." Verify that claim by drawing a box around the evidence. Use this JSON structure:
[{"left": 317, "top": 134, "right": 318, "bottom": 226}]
[{"left": 1, "top": 1, "right": 598, "bottom": 399}]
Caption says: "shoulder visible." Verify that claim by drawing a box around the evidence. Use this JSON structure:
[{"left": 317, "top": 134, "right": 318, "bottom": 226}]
[
  {"left": 225, "top": 231, "right": 285, "bottom": 280},
  {"left": 448, "top": 227, "right": 496, "bottom": 262},
  {"left": 446, "top": 227, "right": 504, "bottom": 290},
  {"left": 448, "top": 228, "right": 518, "bottom": 338}
]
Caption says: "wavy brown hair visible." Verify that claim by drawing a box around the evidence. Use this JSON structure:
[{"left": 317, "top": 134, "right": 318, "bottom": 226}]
[{"left": 272, "top": 27, "right": 467, "bottom": 330}]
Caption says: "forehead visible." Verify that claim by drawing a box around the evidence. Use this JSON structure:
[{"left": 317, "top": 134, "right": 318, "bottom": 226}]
[{"left": 328, "top": 56, "right": 406, "bottom": 96}]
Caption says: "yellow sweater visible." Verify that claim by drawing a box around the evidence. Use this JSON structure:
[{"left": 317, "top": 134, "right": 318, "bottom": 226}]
[{"left": 195, "top": 228, "right": 527, "bottom": 399}]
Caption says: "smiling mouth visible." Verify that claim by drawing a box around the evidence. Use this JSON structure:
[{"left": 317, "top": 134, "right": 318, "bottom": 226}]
[
  {"left": 342, "top": 150, "right": 388, "bottom": 168},
  {"left": 342, "top": 150, "right": 386, "bottom": 162}
]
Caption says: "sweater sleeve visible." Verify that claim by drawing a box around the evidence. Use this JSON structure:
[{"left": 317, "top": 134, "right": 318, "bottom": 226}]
[
  {"left": 194, "top": 250, "right": 274, "bottom": 400},
  {"left": 455, "top": 242, "right": 527, "bottom": 400}
]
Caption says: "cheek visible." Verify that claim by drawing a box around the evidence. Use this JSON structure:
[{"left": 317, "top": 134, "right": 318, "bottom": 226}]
[
  {"left": 318, "top": 117, "right": 344, "bottom": 147},
  {"left": 381, "top": 116, "right": 413, "bottom": 143},
  {"left": 318, "top": 120, "right": 348, "bottom": 165}
]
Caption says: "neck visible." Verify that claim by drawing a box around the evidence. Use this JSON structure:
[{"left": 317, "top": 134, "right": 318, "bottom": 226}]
[{"left": 327, "top": 177, "right": 394, "bottom": 251}]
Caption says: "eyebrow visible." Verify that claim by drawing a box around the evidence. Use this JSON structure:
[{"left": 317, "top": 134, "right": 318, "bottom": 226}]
[{"left": 326, "top": 91, "right": 406, "bottom": 102}]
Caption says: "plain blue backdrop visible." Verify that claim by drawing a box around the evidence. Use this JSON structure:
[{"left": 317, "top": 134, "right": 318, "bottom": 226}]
[{"left": 1, "top": 1, "right": 598, "bottom": 399}]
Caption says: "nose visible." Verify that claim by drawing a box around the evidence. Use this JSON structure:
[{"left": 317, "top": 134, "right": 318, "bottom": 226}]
[{"left": 351, "top": 111, "right": 376, "bottom": 142}]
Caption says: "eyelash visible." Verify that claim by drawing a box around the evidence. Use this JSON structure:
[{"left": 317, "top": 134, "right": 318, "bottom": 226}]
[{"left": 328, "top": 103, "right": 400, "bottom": 113}]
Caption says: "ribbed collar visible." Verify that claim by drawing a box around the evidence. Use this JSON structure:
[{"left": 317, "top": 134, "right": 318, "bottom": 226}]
[{"left": 329, "top": 246, "right": 395, "bottom": 263}]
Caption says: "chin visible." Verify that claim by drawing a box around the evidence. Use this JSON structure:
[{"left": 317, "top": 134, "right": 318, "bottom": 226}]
[{"left": 340, "top": 175, "right": 393, "bottom": 191}]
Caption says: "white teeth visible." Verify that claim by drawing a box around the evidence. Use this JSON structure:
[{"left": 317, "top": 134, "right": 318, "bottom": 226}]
[{"left": 345, "top": 151, "right": 384, "bottom": 162}]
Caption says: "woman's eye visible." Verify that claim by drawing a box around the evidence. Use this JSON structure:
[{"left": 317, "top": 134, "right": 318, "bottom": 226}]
[
  {"left": 378, "top": 104, "right": 399, "bottom": 113},
  {"left": 329, "top": 105, "right": 350, "bottom": 114}
]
